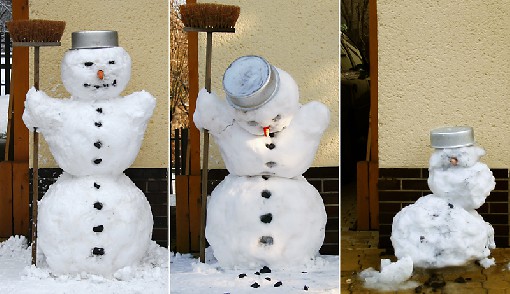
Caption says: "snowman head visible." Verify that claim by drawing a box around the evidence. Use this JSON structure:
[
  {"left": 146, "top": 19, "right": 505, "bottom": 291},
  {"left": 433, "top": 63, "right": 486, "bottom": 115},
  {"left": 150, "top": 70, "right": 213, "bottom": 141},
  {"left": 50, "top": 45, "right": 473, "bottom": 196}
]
[
  {"left": 61, "top": 31, "right": 131, "bottom": 100},
  {"left": 61, "top": 47, "right": 131, "bottom": 100},
  {"left": 229, "top": 68, "right": 299, "bottom": 135},
  {"left": 223, "top": 56, "right": 299, "bottom": 136},
  {"left": 429, "top": 145, "right": 486, "bottom": 169}
]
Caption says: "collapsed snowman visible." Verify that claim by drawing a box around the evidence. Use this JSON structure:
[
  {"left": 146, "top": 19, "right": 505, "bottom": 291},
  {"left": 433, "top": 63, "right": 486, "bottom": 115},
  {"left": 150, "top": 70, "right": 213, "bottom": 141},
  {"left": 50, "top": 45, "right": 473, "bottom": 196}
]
[
  {"left": 22, "top": 31, "right": 156, "bottom": 276},
  {"left": 362, "top": 126, "right": 496, "bottom": 287},
  {"left": 194, "top": 55, "right": 330, "bottom": 267}
]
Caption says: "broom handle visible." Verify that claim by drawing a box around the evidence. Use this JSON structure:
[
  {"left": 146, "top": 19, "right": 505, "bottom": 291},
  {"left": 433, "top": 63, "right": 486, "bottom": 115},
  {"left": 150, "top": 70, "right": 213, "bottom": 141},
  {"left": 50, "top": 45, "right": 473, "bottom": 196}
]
[
  {"left": 200, "top": 32, "right": 213, "bottom": 263},
  {"left": 31, "top": 46, "right": 40, "bottom": 266}
]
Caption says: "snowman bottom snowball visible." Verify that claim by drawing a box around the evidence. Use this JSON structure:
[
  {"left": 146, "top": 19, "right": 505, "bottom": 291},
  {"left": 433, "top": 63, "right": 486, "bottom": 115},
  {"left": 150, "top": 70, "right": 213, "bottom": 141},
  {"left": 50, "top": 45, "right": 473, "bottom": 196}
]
[
  {"left": 206, "top": 174, "right": 327, "bottom": 268},
  {"left": 37, "top": 172, "right": 153, "bottom": 276},
  {"left": 391, "top": 195, "right": 495, "bottom": 268}
]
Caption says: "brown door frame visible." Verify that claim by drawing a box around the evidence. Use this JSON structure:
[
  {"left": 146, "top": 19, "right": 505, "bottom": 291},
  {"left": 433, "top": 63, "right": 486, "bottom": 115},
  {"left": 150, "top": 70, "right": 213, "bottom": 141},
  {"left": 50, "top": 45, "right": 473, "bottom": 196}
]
[
  {"left": 356, "top": 0, "right": 379, "bottom": 230},
  {"left": 175, "top": 0, "right": 201, "bottom": 253},
  {"left": 0, "top": 0, "right": 30, "bottom": 238}
]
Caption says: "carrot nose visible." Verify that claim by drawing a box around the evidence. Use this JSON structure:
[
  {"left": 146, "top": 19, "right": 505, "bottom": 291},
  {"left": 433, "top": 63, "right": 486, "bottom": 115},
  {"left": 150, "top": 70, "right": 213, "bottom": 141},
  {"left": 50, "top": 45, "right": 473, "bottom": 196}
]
[
  {"left": 263, "top": 126, "right": 270, "bottom": 137},
  {"left": 97, "top": 70, "right": 104, "bottom": 80}
]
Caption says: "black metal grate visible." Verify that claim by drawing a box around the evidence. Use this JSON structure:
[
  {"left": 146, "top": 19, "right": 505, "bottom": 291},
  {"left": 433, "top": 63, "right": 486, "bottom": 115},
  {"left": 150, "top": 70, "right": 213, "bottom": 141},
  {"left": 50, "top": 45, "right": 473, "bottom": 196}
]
[{"left": 1, "top": 32, "right": 11, "bottom": 96}]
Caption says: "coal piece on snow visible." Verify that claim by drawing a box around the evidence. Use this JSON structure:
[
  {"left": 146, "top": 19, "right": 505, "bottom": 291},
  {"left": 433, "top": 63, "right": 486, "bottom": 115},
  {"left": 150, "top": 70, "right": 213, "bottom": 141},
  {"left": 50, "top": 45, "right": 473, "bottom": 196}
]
[
  {"left": 261, "top": 190, "right": 271, "bottom": 199},
  {"left": 260, "top": 213, "right": 273, "bottom": 224},
  {"left": 259, "top": 236, "right": 273, "bottom": 245},
  {"left": 274, "top": 281, "right": 282, "bottom": 287},
  {"left": 260, "top": 265, "right": 271, "bottom": 273},
  {"left": 238, "top": 273, "right": 246, "bottom": 278},
  {"left": 250, "top": 282, "right": 260, "bottom": 288},
  {"left": 93, "top": 202, "right": 103, "bottom": 210},
  {"left": 92, "top": 247, "right": 105, "bottom": 255},
  {"left": 93, "top": 225, "right": 104, "bottom": 232}
]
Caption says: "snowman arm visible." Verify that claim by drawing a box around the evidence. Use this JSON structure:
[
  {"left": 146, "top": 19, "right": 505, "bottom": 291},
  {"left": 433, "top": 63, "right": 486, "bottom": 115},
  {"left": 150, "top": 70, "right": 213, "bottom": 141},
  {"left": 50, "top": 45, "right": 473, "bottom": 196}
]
[
  {"left": 22, "top": 87, "right": 63, "bottom": 131},
  {"left": 193, "top": 88, "right": 232, "bottom": 135},
  {"left": 291, "top": 101, "right": 330, "bottom": 135},
  {"left": 123, "top": 90, "right": 157, "bottom": 122}
]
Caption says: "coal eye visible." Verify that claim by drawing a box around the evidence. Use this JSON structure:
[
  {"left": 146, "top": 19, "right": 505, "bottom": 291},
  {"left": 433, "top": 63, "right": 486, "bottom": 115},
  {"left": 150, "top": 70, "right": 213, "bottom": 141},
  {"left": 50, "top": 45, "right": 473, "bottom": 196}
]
[
  {"left": 109, "top": 60, "right": 115, "bottom": 64},
  {"left": 84, "top": 62, "right": 93, "bottom": 67},
  {"left": 247, "top": 121, "right": 258, "bottom": 126},
  {"left": 272, "top": 114, "right": 281, "bottom": 122}
]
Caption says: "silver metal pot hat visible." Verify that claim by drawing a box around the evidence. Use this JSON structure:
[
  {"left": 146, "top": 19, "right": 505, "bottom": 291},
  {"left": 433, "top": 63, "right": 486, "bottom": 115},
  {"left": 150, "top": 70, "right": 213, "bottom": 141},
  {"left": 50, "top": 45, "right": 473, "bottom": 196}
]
[
  {"left": 430, "top": 126, "right": 474, "bottom": 148},
  {"left": 71, "top": 30, "right": 118, "bottom": 49},
  {"left": 223, "top": 55, "right": 279, "bottom": 110}
]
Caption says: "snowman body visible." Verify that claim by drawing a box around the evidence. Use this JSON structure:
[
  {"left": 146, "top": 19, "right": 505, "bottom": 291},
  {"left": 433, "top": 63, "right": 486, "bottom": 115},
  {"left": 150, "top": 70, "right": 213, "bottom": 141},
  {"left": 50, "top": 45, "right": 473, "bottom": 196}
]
[
  {"left": 196, "top": 92, "right": 328, "bottom": 178},
  {"left": 24, "top": 88, "right": 155, "bottom": 176},
  {"left": 392, "top": 144, "right": 496, "bottom": 268},
  {"left": 23, "top": 45, "right": 155, "bottom": 275},
  {"left": 194, "top": 62, "right": 329, "bottom": 268},
  {"left": 37, "top": 173, "right": 153, "bottom": 275}
]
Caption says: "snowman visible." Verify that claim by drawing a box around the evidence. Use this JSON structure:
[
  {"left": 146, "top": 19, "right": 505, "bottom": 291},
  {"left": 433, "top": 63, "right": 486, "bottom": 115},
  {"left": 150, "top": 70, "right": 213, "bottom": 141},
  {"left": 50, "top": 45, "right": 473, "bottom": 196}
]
[
  {"left": 391, "top": 126, "right": 496, "bottom": 268},
  {"left": 22, "top": 31, "right": 156, "bottom": 276},
  {"left": 193, "top": 55, "right": 330, "bottom": 267}
]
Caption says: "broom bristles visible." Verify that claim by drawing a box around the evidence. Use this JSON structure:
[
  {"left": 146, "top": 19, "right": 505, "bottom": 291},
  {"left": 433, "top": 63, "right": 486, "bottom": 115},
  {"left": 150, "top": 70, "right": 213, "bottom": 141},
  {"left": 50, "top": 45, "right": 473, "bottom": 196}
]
[
  {"left": 7, "top": 19, "right": 66, "bottom": 43},
  {"left": 179, "top": 3, "right": 240, "bottom": 29}
]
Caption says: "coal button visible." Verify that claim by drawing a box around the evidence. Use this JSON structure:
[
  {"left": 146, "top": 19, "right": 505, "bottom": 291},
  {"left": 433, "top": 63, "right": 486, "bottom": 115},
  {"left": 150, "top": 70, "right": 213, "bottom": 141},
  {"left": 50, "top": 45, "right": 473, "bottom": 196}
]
[{"left": 260, "top": 213, "right": 272, "bottom": 224}]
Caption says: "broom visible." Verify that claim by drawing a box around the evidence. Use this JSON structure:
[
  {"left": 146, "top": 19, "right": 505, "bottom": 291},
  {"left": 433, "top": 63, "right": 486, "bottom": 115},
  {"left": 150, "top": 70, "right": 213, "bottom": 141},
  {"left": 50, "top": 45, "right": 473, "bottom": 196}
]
[
  {"left": 6, "top": 19, "right": 65, "bottom": 266},
  {"left": 179, "top": 3, "right": 239, "bottom": 263}
]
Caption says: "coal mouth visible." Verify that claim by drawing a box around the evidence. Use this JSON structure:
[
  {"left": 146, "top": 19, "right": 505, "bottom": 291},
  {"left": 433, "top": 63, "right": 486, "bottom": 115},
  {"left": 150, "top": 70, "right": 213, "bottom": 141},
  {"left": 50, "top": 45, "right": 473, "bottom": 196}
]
[{"left": 84, "top": 79, "right": 117, "bottom": 89}]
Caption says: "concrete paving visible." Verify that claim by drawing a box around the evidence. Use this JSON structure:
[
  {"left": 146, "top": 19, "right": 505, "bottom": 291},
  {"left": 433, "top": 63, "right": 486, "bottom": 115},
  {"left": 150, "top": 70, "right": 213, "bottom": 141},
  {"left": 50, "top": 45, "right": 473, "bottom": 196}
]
[{"left": 341, "top": 182, "right": 510, "bottom": 293}]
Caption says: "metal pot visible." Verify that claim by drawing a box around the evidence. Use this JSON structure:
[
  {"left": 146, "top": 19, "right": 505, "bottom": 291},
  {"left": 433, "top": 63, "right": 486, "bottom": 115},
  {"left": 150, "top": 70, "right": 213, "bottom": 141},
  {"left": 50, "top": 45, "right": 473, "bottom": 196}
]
[
  {"left": 71, "top": 30, "right": 118, "bottom": 50},
  {"left": 430, "top": 126, "right": 474, "bottom": 148},
  {"left": 223, "top": 55, "right": 279, "bottom": 111}
]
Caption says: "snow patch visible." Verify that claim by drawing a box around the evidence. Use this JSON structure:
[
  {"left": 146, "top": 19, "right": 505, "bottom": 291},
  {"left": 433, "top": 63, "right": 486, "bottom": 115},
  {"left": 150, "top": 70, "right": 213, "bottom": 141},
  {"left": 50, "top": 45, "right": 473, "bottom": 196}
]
[{"left": 359, "top": 257, "right": 418, "bottom": 291}]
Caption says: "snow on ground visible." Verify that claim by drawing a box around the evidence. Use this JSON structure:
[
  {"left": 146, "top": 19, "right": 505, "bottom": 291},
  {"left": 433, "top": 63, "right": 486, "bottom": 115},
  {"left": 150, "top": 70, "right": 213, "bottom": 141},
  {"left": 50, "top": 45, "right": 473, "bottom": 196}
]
[
  {"left": 170, "top": 248, "right": 339, "bottom": 293},
  {"left": 359, "top": 256, "right": 419, "bottom": 291},
  {"left": 0, "top": 236, "right": 169, "bottom": 294}
]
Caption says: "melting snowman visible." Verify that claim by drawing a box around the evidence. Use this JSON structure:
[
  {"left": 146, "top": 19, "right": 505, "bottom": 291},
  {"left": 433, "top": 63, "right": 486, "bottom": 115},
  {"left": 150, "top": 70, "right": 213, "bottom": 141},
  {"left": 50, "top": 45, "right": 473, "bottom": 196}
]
[
  {"left": 194, "top": 55, "right": 330, "bottom": 267},
  {"left": 361, "top": 127, "right": 496, "bottom": 287},
  {"left": 22, "top": 31, "right": 155, "bottom": 276},
  {"left": 392, "top": 126, "right": 496, "bottom": 268}
]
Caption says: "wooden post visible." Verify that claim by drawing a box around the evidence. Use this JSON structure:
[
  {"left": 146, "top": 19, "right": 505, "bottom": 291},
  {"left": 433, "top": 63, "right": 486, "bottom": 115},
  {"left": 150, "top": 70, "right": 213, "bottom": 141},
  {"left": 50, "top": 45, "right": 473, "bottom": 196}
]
[
  {"left": 0, "top": 162, "right": 13, "bottom": 237},
  {"left": 356, "top": 0, "right": 379, "bottom": 230},
  {"left": 368, "top": 0, "right": 379, "bottom": 229},
  {"left": 31, "top": 46, "right": 40, "bottom": 265},
  {"left": 10, "top": 0, "right": 30, "bottom": 238}
]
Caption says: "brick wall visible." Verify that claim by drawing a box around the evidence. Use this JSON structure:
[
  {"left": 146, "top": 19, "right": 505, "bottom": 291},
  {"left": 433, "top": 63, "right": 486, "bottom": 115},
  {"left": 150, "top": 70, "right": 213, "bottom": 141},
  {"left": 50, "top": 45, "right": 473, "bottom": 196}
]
[
  {"left": 202, "top": 166, "right": 340, "bottom": 255},
  {"left": 379, "top": 168, "right": 509, "bottom": 253},
  {"left": 30, "top": 168, "right": 168, "bottom": 247}
]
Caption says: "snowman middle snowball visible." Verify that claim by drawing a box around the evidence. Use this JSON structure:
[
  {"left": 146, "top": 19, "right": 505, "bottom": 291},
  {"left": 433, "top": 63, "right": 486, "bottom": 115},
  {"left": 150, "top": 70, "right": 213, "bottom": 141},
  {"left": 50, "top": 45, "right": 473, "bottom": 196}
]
[{"left": 194, "top": 55, "right": 330, "bottom": 267}]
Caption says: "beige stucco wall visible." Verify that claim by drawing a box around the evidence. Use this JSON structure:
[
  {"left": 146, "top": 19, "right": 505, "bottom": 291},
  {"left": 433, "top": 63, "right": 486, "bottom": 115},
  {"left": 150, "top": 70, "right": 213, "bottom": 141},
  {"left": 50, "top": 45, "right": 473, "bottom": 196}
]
[
  {"left": 378, "top": 1, "right": 510, "bottom": 168},
  {"left": 196, "top": 0, "right": 340, "bottom": 169},
  {"left": 29, "top": 0, "right": 168, "bottom": 168}
]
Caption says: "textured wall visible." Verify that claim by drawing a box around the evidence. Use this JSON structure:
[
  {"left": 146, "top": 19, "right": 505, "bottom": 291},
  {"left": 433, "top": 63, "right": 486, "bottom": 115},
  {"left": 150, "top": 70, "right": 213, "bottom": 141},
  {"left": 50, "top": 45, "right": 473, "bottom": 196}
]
[
  {"left": 29, "top": 0, "right": 168, "bottom": 168},
  {"left": 378, "top": 1, "right": 510, "bottom": 168},
  {"left": 196, "top": 0, "right": 340, "bottom": 169}
]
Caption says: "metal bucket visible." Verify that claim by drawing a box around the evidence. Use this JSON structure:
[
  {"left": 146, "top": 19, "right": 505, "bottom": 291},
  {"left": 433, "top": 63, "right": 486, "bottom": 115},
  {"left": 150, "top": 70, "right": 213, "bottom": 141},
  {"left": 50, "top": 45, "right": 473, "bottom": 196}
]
[
  {"left": 223, "top": 55, "right": 279, "bottom": 111},
  {"left": 430, "top": 126, "right": 474, "bottom": 148},
  {"left": 71, "top": 30, "right": 118, "bottom": 49}
]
